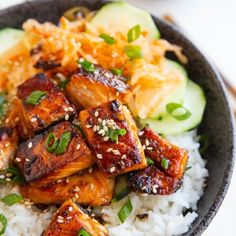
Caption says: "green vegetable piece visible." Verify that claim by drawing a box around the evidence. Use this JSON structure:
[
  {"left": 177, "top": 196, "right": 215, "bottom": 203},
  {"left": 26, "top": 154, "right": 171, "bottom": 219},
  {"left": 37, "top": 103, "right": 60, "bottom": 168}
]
[
  {"left": 127, "top": 24, "right": 141, "bottom": 43},
  {"left": 161, "top": 157, "right": 170, "bottom": 169},
  {"left": 99, "top": 33, "right": 116, "bottom": 45},
  {"left": 45, "top": 133, "right": 59, "bottom": 153},
  {"left": 124, "top": 45, "right": 142, "bottom": 59},
  {"left": 1, "top": 193, "right": 23, "bottom": 206},
  {"left": 114, "top": 187, "right": 131, "bottom": 202},
  {"left": 108, "top": 128, "right": 126, "bottom": 142},
  {"left": 166, "top": 103, "right": 191, "bottom": 121},
  {"left": 25, "top": 90, "right": 47, "bottom": 105},
  {"left": 78, "top": 58, "right": 95, "bottom": 72},
  {"left": 146, "top": 157, "right": 154, "bottom": 165},
  {"left": 0, "top": 213, "right": 7, "bottom": 235},
  {"left": 118, "top": 198, "right": 133, "bottom": 223},
  {"left": 77, "top": 228, "right": 91, "bottom": 236},
  {"left": 0, "top": 165, "right": 25, "bottom": 185},
  {"left": 55, "top": 132, "right": 72, "bottom": 155},
  {"left": 111, "top": 68, "right": 123, "bottom": 75}
]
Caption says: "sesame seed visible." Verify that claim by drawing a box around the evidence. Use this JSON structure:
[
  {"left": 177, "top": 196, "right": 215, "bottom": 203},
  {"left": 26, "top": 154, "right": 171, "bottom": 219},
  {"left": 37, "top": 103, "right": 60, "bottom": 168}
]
[
  {"left": 102, "top": 120, "right": 106, "bottom": 126},
  {"left": 94, "top": 111, "right": 99, "bottom": 117},
  {"left": 26, "top": 158, "right": 30, "bottom": 162},
  {"left": 141, "top": 186, "right": 146, "bottom": 190},
  {"left": 93, "top": 125, "right": 97, "bottom": 132},
  {"left": 146, "top": 147, "right": 153, "bottom": 150},
  {"left": 65, "top": 114, "right": 69, "bottom": 120},
  {"left": 14, "top": 117, "right": 20, "bottom": 122},
  {"left": 68, "top": 107, "right": 74, "bottom": 112},
  {"left": 112, "top": 149, "right": 120, "bottom": 155},
  {"left": 30, "top": 117, "right": 37, "bottom": 122},
  {"left": 98, "top": 129, "right": 105, "bottom": 134},
  {"left": 121, "top": 154, "right": 127, "bottom": 159},
  {"left": 66, "top": 178, "right": 70, "bottom": 183},
  {"left": 86, "top": 124, "right": 92, "bottom": 128},
  {"left": 68, "top": 207, "right": 73, "bottom": 212},
  {"left": 107, "top": 148, "right": 113, "bottom": 152},
  {"left": 75, "top": 193, "right": 79, "bottom": 199},
  {"left": 76, "top": 144, "right": 81, "bottom": 150},
  {"left": 4, "top": 143, "right": 10, "bottom": 148},
  {"left": 139, "top": 131, "right": 144, "bottom": 136},
  {"left": 67, "top": 216, "right": 72, "bottom": 220},
  {"left": 98, "top": 118, "right": 102, "bottom": 122},
  {"left": 0, "top": 175, "right": 5, "bottom": 179},
  {"left": 145, "top": 139, "right": 150, "bottom": 146},
  {"left": 5, "top": 118, "right": 9, "bottom": 124},
  {"left": 79, "top": 58, "right": 84, "bottom": 63},
  {"left": 110, "top": 167, "right": 116, "bottom": 173},
  {"left": 97, "top": 154, "right": 103, "bottom": 159},
  {"left": 94, "top": 70, "right": 99, "bottom": 75},
  {"left": 74, "top": 186, "right": 80, "bottom": 192},
  {"left": 88, "top": 167, "right": 93, "bottom": 173},
  {"left": 28, "top": 142, "right": 33, "bottom": 149},
  {"left": 116, "top": 92, "right": 120, "bottom": 96},
  {"left": 6, "top": 178, "right": 11, "bottom": 182},
  {"left": 57, "top": 219, "right": 64, "bottom": 223},
  {"left": 152, "top": 185, "right": 158, "bottom": 194},
  {"left": 16, "top": 158, "right": 21, "bottom": 162},
  {"left": 142, "top": 145, "right": 146, "bottom": 150},
  {"left": 103, "top": 136, "right": 109, "bottom": 141},
  {"left": 104, "top": 72, "right": 112, "bottom": 78},
  {"left": 58, "top": 216, "right": 64, "bottom": 220},
  {"left": 57, "top": 180, "right": 62, "bottom": 183},
  {"left": 118, "top": 105, "right": 123, "bottom": 111},
  {"left": 6, "top": 173, "right": 12, "bottom": 177}
]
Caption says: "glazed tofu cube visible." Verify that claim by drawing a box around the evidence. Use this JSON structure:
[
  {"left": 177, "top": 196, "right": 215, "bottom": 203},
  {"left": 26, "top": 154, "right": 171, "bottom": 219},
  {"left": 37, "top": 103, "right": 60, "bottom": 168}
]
[
  {"left": 66, "top": 64, "right": 128, "bottom": 109},
  {"left": 127, "top": 165, "right": 181, "bottom": 195},
  {"left": 15, "top": 121, "right": 94, "bottom": 185},
  {"left": 42, "top": 199, "right": 108, "bottom": 236},
  {"left": 16, "top": 73, "right": 76, "bottom": 138},
  {"left": 20, "top": 167, "right": 115, "bottom": 206},
  {"left": 0, "top": 127, "right": 18, "bottom": 169},
  {"left": 79, "top": 100, "right": 147, "bottom": 177},
  {"left": 139, "top": 127, "right": 188, "bottom": 179}
]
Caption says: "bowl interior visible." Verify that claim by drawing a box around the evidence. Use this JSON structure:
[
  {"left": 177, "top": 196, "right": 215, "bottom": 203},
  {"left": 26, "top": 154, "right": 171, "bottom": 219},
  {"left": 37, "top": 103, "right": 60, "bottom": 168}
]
[{"left": 0, "top": 0, "right": 234, "bottom": 235}]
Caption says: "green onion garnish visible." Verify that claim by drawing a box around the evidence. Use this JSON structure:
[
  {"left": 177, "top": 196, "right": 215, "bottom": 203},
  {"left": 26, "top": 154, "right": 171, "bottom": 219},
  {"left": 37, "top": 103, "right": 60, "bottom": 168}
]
[
  {"left": 45, "top": 133, "right": 59, "bottom": 153},
  {"left": 0, "top": 92, "right": 7, "bottom": 118},
  {"left": 161, "top": 157, "right": 170, "bottom": 170},
  {"left": 1, "top": 193, "right": 23, "bottom": 206},
  {"left": 77, "top": 228, "right": 91, "bottom": 236},
  {"left": 118, "top": 198, "right": 133, "bottom": 223},
  {"left": 0, "top": 165, "right": 25, "bottom": 185},
  {"left": 114, "top": 187, "right": 131, "bottom": 202},
  {"left": 199, "top": 134, "right": 209, "bottom": 154},
  {"left": 99, "top": 34, "right": 116, "bottom": 45},
  {"left": 0, "top": 213, "right": 7, "bottom": 235},
  {"left": 25, "top": 90, "right": 47, "bottom": 105},
  {"left": 77, "top": 58, "right": 95, "bottom": 72},
  {"left": 146, "top": 157, "right": 154, "bottom": 165},
  {"left": 127, "top": 24, "right": 141, "bottom": 43},
  {"left": 55, "top": 132, "right": 72, "bottom": 155},
  {"left": 124, "top": 45, "right": 143, "bottom": 59},
  {"left": 166, "top": 103, "right": 191, "bottom": 120},
  {"left": 108, "top": 128, "right": 126, "bottom": 142},
  {"left": 185, "top": 166, "right": 192, "bottom": 172},
  {"left": 111, "top": 68, "right": 123, "bottom": 76}
]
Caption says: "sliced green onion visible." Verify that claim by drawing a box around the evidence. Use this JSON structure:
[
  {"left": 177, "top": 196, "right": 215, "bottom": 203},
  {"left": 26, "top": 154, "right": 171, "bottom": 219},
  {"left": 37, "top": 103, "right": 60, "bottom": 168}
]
[
  {"left": 0, "top": 165, "right": 25, "bottom": 185},
  {"left": 127, "top": 24, "right": 141, "bottom": 43},
  {"left": 118, "top": 198, "right": 133, "bottom": 223},
  {"left": 55, "top": 132, "right": 72, "bottom": 155},
  {"left": 99, "top": 34, "right": 115, "bottom": 45},
  {"left": 124, "top": 45, "right": 143, "bottom": 59},
  {"left": 111, "top": 68, "right": 123, "bottom": 76},
  {"left": 161, "top": 157, "right": 170, "bottom": 170},
  {"left": 0, "top": 92, "right": 7, "bottom": 118},
  {"left": 108, "top": 128, "right": 126, "bottom": 142},
  {"left": 185, "top": 166, "right": 192, "bottom": 172},
  {"left": 1, "top": 193, "right": 23, "bottom": 206},
  {"left": 114, "top": 187, "right": 131, "bottom": 202},
  {"left": 166, "top": 103, "right": 191, "bottom": 121},
  {"left": 77, "top": 58, "right": 95, "bottom": 72},
  {"left": 45, "top": 133, "right": 59, "bottom": 153},
  {"left": 25, "top": 90, "right": 47, "bottom": 105},
  {"left": 146, "top": 157, "right": 154, "bottom": 165},
  {"left": 199, "top": 134, "right": 209, "bottom": 154},
  {"left": 77, "top": 228, "right": 91, "bottom": 236},
  {"left": 0, "top": 213, "right": 7, "bottom": 235}
]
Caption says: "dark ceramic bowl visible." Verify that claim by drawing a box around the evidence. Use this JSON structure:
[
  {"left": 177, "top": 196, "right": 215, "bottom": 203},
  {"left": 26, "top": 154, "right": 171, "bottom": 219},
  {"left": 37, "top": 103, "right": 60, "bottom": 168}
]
[{"left": 0, "top": 0, "right": 235, "bottom": 235}]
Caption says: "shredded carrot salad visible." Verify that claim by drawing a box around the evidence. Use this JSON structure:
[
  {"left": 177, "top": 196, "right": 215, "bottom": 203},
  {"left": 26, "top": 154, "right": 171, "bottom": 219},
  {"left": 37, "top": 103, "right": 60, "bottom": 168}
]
[{"left": 0, "top": 15, "right": 187, "bottom": 119}]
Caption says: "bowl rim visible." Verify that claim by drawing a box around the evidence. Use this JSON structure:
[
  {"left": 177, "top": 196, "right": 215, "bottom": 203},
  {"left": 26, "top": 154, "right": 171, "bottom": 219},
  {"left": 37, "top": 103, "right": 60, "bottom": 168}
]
[{"left": 0, "top": 0, "right": 235, "bottom": 235}]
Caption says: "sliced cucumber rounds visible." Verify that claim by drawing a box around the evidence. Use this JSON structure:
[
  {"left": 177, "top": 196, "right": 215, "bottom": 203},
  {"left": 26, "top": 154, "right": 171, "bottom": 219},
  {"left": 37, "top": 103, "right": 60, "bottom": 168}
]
[
  {"left": 0, "top": 28, "right": 24, "bottom": 54},
  {"left": 144, "top": 79, "right": 206, "bottom": 135},
  {"left": 89, "top": 2, "right": 160, "bottom": 39}
]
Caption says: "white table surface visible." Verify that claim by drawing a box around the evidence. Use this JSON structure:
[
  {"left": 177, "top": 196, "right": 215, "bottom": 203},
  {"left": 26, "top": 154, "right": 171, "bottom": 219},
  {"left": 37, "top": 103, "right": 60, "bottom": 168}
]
[{"left": 1, "top": 0, "right": 235, "bottom": 235}]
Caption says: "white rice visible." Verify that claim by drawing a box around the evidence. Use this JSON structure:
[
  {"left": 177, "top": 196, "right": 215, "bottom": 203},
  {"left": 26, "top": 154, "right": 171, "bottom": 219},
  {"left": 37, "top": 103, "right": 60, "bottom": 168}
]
[{"left": 0, "top": 130, "right": 208, "bottom": 236}]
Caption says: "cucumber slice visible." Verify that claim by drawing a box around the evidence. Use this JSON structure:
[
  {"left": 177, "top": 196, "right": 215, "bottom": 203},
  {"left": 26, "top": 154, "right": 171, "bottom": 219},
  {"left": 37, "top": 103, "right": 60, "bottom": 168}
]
[
  {"left": 144, "top": 80, "right": 206, "bottom": 135},
  {"left": 0, "top": 28, "right": 24, "bottom": 54},
  {"left": 90, "top": 2, "right": 160, "bottom": 39},
  {"left": 150, "top": 60, "right": 188, "bottom": 118}
]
